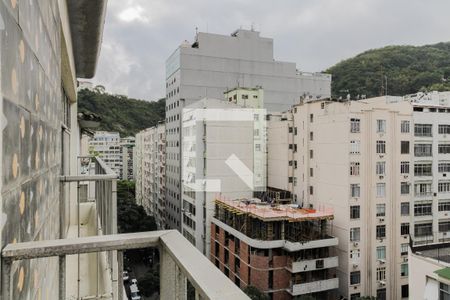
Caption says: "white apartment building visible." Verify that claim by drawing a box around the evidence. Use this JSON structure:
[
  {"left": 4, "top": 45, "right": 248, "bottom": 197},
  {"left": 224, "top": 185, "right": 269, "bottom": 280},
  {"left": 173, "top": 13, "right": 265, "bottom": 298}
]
[
  {"left": 135, "top": 123, "right": 166, "bottom": 228},
  {"left": 181, "top": 97, "right": 266, "bottom": 255},
  {"left": 267, "top": 91, "right": 450, "bottom": 300},
  {"left": 89, "top": 131, "right": 135, "bottom": 180},
  {"left": 164, "top": 28, "right": 331, "bottom": 230}
]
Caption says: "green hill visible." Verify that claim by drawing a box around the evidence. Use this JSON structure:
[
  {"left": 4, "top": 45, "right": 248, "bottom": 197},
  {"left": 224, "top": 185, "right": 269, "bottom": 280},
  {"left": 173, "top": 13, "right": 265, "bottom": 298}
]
[
  {"left": 326, "top": 42, "right": 450, "bottom": 98},
  {"left": 78, "top": 89, "right": 165, "bottom": 136}
]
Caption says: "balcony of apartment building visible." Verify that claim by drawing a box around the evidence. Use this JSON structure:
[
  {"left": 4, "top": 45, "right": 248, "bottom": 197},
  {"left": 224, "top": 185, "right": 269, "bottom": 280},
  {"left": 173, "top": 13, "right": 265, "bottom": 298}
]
[
  {"left": 1, "top": 156, "right": 249, "bottom": 300},
  {"left": 289, "top": 268, "right": 339, "bottom": 296},
  {"left": 286, "top": 248, "right": 339, "bottom": 274}
]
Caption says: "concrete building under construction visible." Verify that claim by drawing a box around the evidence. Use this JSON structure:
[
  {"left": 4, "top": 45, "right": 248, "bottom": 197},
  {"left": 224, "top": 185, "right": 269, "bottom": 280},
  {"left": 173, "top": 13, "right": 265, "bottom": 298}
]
[{"left": 211, "top": 197, "right": 339, "bottom": 300}]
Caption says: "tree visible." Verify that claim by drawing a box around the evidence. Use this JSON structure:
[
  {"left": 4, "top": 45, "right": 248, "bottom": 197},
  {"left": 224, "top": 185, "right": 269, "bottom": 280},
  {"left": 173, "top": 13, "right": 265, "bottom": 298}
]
[
  {"left": 138, "top": 268, "right": 160, "bottom": 297},
  {"left": 243, "top": 286, "right": 269, "bottom": 300}
]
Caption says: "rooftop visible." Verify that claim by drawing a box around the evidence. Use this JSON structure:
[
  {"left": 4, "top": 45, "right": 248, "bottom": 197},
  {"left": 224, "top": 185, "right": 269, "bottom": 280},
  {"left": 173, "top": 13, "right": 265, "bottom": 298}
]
[{"left": 215, "top": 196, "right": 334, "bottom": 222}]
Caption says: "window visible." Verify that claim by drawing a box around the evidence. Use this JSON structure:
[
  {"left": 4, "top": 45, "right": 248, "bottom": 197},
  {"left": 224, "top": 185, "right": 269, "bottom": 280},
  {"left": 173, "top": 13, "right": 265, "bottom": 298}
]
[
  {"left": 377, "top": 120, "right": 386, "bottom": 133},
  {"left": 376, "top": 141, "right": 386, "bottom": 154},
  {"left": 310, "top": 114, "right": 314, "bottom": 123},
  {"left": 288, "top": 127, "right": 293, "bottom": 133},
  {"left": 400, "top": 161, "right": 410, "bottom": 174},
  {"left": 415, "top": 144, "right": 432, "bottom": 157},
  {"left": 376, "top": 162, "right": 386, "bottom": 175},
  {"left": 415, "top": 124, "right": 433, "bottom": 137},
  {"left": 310, "top": 149, "right": 313, "bottom": 159},
  {"left": 401, "top": 285, "right": 409, "bottom": 298},
  {"left": 351, "top": 184, "right": 361, "bottom": 197},
  {"left": 350, "top": 162, "right": 360, "bottom": 176},
  {"left": 350, "top": 294, "right": 361, "bottom": 300},
  {"left": 377, "top": 266, "right": 386, "bottom": 281},
  {"left": 377, "top": 183, "right": 386, "bottom": 197},
  {"left": 350, "top": 118, "right": 360, "bottom": 133},
  {"left": 439, "top": 162, "right": 450, "bottom": 173},
  {"left": 439, "top": 200, "right": 450, "bottom": 212},
  {"left": 401, "top": 202, "right": 410, "bottom": 216},
  {"left": 415, "top": 163, "right": 432, "bottom": 176},
  {"left": 376, "top": 246, "right": 386, "bottom": 260},
  {"left": 350, "top": 140, "right": 360, "bottom": 154},
  {"left": 377, "top": 289, "right": 386, "bottom": 300},
  {"left": 350, "top": 206, "right": 360, "bottom": 219},
  {"left": 439, "top": 221, "right": 450, "bottom": 232},
  {"left": 401, "top": 243, "right": 408, "bottom": 255},
  {"left": 441, "top": 282, "right": 450, "bottom": 300},
  {"left": 255, "top": 144, "right": 261, "bottom": 151},
  {"left": 350, "top": 249, "right": 360, "bottom": 259},
  {"left": 400, "top": 263, "right": 408, "bottom": 277},
  {"left": 309, "top": 131, "right": 314, "bottom": 141},
  {"left": 401, "top": 223, "right": 410, "bottom": 235},
  {"left": 350, "top": 227, "right": 360, "bottom": 242},
  {"left": 439, "top": 144, "right": 450, "bottom": 154},
  {"left": 439, "top": 181, "right": 450, "bottom": 193},
  {"left": 309, "top": 186, "right": 313, "bottom": 195},
  {"left": 415, "top": 182, "right": 432, "bottom": 196},
  {"left": 401, "top": 121, "right": 410, "bottom": 133},
  {"left": 439, "top": 125, "right": 450, "bottom": 134},
  {"left": 414, "top": 222, "right": 432, "bottom": 237},
  {"left": 414, "top": 202, "right": 432, "bottom": 216},
  {"left": 376, "top": 204, "right": 386, "bottom": 217},
  {"left": 401, "top": 141, "right": 410, "bottom": 154},
  {"left": 376, "top": 225, "right": 386, "bottom": 238},
  {"left": 350, "top": 271, "right": 361, "bottom": 285},
  {"left": 401, "top": 182, "right": 410, "bottom": 195}
]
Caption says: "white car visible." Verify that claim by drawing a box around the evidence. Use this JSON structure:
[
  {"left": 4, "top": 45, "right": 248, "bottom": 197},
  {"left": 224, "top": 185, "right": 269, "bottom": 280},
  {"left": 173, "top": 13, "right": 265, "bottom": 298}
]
[
  {"left": 130, "top": 284, "right": 141, "bottom": 300},
  {"left": 122, "top": 271, "right": 129, "bottom": 281}
]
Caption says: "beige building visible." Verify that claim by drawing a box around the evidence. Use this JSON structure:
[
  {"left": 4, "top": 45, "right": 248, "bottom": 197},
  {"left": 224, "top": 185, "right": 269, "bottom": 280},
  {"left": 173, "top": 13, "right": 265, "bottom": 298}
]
[
  {"left": 135, "top": 123, "right": 166, "bottom": 228},
  {"left": 267, "top": 91, "right": 450, "bottom": 299}
]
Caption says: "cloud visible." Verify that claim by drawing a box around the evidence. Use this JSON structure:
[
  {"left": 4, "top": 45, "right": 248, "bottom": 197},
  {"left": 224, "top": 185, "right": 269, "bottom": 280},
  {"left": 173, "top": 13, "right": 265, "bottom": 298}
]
[{"left": 92, "top": 0, "right": 450, "bottom": 101}]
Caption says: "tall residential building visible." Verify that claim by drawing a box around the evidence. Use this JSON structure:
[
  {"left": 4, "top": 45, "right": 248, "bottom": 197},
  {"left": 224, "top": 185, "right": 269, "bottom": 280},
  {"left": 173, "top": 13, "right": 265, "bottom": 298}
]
[
  {"left": 181, "top": 96, "right": 266, "bottom": 254},
  {"left": 266, "top": 91, "right": 450, "bottom": 299},
  {"left": 89, "top": 131, "right": 135, "bottom": 180},
  {"left": 135, "top": 123, "right": 166, "bottom": 228},
  {"left": 164, "top": 29, "right": 332, "bottom": 230},
  {"left": 211, "top": 197, "right": 339, "bottom": 300}
]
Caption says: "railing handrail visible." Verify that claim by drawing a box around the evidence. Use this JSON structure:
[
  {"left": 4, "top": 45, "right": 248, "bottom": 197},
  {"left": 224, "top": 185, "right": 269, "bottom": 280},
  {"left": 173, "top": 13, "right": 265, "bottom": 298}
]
[
  {"left": 1, "top": 231, "right": 250, "bottom": 300},
  {"left": 95, "top": 156, "right": 117, "bottom": 176},
  {"left": 60, "top": 174, "right": 118, "bottom": 182}
]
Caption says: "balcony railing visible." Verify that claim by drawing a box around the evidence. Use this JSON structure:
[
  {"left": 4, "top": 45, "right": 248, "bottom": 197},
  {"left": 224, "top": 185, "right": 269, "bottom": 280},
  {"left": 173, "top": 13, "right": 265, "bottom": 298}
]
[{"left": 1, "top": 231, "right": 250, "bottom": 300}]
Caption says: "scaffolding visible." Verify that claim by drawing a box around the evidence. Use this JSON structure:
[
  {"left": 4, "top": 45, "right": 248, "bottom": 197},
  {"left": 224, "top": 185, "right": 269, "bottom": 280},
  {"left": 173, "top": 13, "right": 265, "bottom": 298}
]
[{"left": 214, "top": 196, "right": 333, "bottom": 243}]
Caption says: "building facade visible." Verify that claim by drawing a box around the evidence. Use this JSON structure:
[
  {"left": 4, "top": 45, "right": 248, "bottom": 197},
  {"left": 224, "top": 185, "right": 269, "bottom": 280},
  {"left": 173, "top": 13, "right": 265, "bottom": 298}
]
[
  {"left": 211, "top": 197, "right": 339, "bottom": 300},
  {"left": 89, "top": 131, "right": 135, "bottom": 180},
  {"left": 0, "top": 0, "right": 108, "bottom": 298},
  {"left": 135, "top": 123, "right": 166, "bottom": 228},
  {"left": 181, "top": 97, "right": 266, "bottom": 255},
  {"left": 266, "top": 91, "right": 450, "bottom": 299},
  {"left": 164, "top": 29, "right": 331, "bottom": 231}
]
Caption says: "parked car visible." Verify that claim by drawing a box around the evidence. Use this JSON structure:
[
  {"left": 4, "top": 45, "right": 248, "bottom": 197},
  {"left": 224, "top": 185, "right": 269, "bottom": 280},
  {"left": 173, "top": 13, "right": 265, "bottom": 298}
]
[
  {"left": 130, "top": 283, "right": 141, "bottom": 300},
  {"left": 123, "top": 271, "right": 129, "bottom": 281}
]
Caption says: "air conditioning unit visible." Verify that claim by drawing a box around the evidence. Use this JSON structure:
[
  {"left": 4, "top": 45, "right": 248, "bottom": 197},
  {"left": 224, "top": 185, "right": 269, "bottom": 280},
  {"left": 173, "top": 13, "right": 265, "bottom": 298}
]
[
  {"left": 403, "top": 257, "right": 408, "bottom": 263},
  {"left": 379, "top": 175, "right": 384, "bottom": 179},
  {"left": 379, "top": 218, "right": 384, "bottom": 222},
  {"left": 379, "top": 280, "right": 386, "bottom": 286},
  {"left": 379, "top": 155, "right": 384, "bottom": 158},
  {"left": 353, "top": 264, "right": 358, "bottom": 269},
  {"left": 353, "top": 242, "right": 359, "bottom": 247},
  {"left": 378, "top": 259, "right": 386, "bottom": 264},
  {"left": 404, "top": 175, "right": 409, "bottom": 179}
]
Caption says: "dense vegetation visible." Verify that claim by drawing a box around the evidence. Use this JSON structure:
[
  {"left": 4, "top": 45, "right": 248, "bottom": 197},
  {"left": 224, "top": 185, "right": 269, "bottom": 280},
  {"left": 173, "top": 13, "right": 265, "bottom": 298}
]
[
  {"left": 326, "top": 42, "right": 450, "bottom": 98},
  {"left": 78, "top": 89, "right": 165, "bottom": 136}
]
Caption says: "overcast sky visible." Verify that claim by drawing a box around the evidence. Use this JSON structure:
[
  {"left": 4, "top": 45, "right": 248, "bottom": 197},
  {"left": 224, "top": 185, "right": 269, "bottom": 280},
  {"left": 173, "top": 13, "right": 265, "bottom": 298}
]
[{"left": 92, "top": 0, "right": 450, "bottom": 101}]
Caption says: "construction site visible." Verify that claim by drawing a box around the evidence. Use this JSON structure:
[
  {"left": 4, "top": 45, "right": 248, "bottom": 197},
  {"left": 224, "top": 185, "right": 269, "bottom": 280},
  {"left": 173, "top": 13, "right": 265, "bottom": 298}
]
[{"left": 213, "top": 196, "right": 334, "bottom": 243}]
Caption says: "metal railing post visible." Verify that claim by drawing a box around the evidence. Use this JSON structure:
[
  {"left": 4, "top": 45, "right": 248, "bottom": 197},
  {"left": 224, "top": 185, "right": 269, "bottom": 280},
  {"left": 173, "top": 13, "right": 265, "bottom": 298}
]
[{"left": 59, "top": 255, "right": 66, "bottom": 299}]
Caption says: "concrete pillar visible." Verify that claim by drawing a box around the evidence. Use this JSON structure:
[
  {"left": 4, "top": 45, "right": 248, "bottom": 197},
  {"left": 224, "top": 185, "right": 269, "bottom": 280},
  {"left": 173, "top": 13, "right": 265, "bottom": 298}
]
[{"left": 160, "top": 247, "right": 187, "bottom": 300}]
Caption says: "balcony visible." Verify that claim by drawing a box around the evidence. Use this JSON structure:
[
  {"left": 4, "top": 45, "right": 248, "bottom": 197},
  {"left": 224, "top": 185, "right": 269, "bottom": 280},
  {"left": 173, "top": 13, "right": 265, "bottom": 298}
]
[
  {"left": 1, "top": 156, "right": 249, "bottom": 300},
  {"left": 1, "top": 231, "right": 250, "bottom": 300},
  {"left": 289, "top": 278, "right": 339, "bottom": 296},
  {"left": 289, "top": 256, "right": 339, "bottom": 273}
]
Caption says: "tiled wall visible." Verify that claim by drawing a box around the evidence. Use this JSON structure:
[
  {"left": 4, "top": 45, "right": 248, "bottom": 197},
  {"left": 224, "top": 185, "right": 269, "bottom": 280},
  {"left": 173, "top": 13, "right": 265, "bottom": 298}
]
[{"left": 1, "top": 0, "right": 63, "bottom": 298}]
